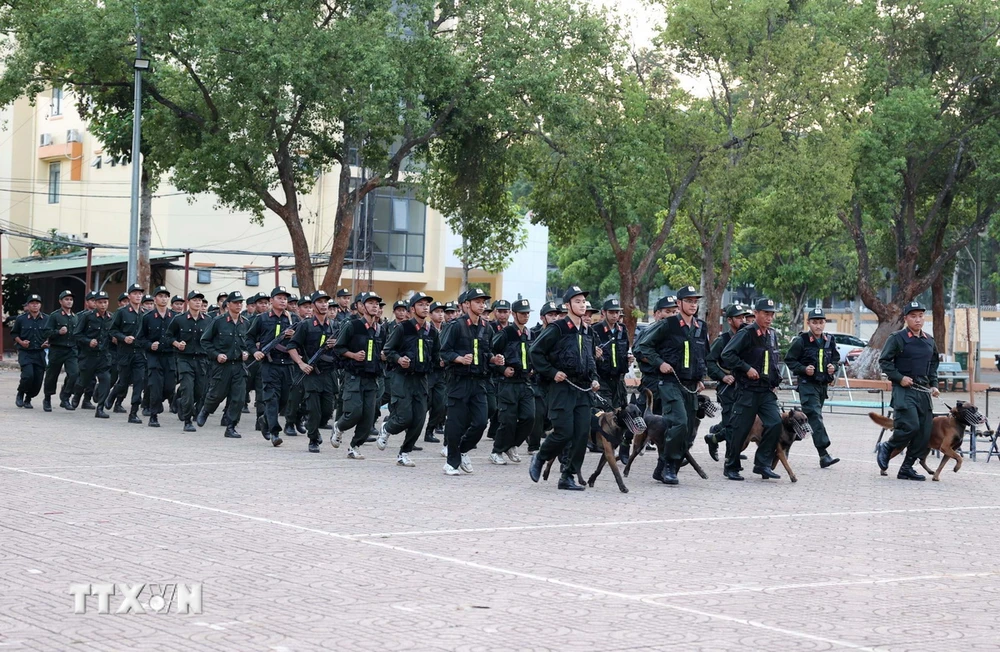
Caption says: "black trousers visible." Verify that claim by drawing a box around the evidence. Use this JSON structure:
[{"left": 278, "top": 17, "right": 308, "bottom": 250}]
[
  {"left": 261, "top": 363, "right": 294, "bottom": 434},
  {"left": 337, "top": 373, "right": 380, "bottom": 448},
  {"left": 798, "top": 382, "right": 832, "bottom": 455},
  {"left": 528, "top": 384, "right": 548, "bottom": 452},
  {"left": 886, "top": 385, "right": 933, "bottom": 463},
  {"left": 175, "top": 355, "right": 208, "bottom": 421},
  {"left": 303, "top": 371, "right": 336, "bottom": 443},
  {"left": 44, "top": 346, "right": 78, "bottom": 401},
  {"left": 537, "top": 381, "right": 591, "bottom": 479},
  {"left": 425, "top": 372, "right": 447, "bottom": 435},
  {"left": 385, "top": 372, "right": 429, "bottom": 454},
  {"left": 74, "top": 352, "right": 111, "bottom": 406},
  {"left": 17, "top": 350, "right": 45, "bottom": 399},
  {"left": 655, "top": 380, "right": 699, "bottom": 466},
  {"left": 493, "top": 380, "right": 535, "bottom": 454},
  {"left": 109, "top": 348, "right": 146, "bottom": 407},
  {"left": 486, "top": 378, "right": 499, "bottom": 439},
  {"left": 145, "top": 353, "right": 174, "bottom": 416},
  {"left": 203, "top": 360, "right": 246, "bottom": 425},
  {"left": 725, "top": 388, "right": 781, "bottom": 473},
  {"left": 285, "top": 380, "right": 306, "bottom": 426},
  {"left": 444, "top": 375, "right": 489, "bottom": 469}
]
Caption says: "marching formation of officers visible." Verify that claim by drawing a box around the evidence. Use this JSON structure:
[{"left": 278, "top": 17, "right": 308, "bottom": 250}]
[{"left": 11, "top": 281, "right": 940, "bottom": 488}]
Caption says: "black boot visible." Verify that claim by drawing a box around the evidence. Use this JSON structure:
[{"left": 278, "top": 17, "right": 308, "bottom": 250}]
[
  {"left": 113, "top": 398, "right": 127, "bottom": 414},
  {"left": 295, "top": 416, "right": 306, "bottom": 434},
  {"left": 753, "top": 464, "right": 780, "bottom": 480},
  {"left": 183, "top": 419, "right": 197, "bottom": 432},
  {"left": 169, "top": 400, "right": 178, "bottom": 414},
  {"left": 897, "top": 463, "right": 925, "bottom": 481},
  {"left": 724, "top": 469, "right": 744, "bottom": 481},
  {"left": 653, "top": 458, "right": 665, "bottom": 482},
  {"left": 241, "top": 404, "right": 250, "bottom": 414},
  {"left": 424, "top": 430, "right": 441, "bottom": 443},
  {"left": 819, "top": 452, "right": 840, "bottom": 468},
  {"left": 104, "top": 395, "right": 115, "bottom": 410},
  {"left": 876, "top": 441, "right": 892, "bottom": 471},
  {"left": 128, "top": 408, "right": 142, "bottom": 424},
  {"left": 220, "top": 414, "right": 231, "bottom": 427},
  {"left": 705, "top": 433, "right": 719, "bottom": 462},
  {"left": 528, "top": 454, "right": 544, "bottom": 483},
  {"left": 196, "top": 409, "right": 208, "bottom": 428},
  {"left": 284, "top": 422, "right": 297, "bottom": 437},
  {"left": 16, "top": 392, "right": 24, "bottom": 408},
  {"left": 271, "top": 433, "right": 283, "bottom": 447},
  {"left": 308, "top": 440, "right": 320, "bottom": 453},
  {"left": 557, "top": 475, "right": 585, "bottom": 491},
  {"left": 224, "top": 426, "right": 242, "bottom": 438},
  {"left": 60, "top": 398, "right": 74, "bottom": 410},
  {"left": 318, "top": 421, "right": 333, "bottom": 431},
  {"left": 43, "top": 396, "right": 52, "bottom": 412},
  {"left": 142, "top": 407, "right": 151, "bottom": 417},
  {"left": 95, "top": 406, "right": 109, "bottom": 419},
  {"left": 618, "top": 444, "right": 630, "bottom": 466},
  {"left": 23, "top": 397, "right": 34, "bottom": 409},
  {"left": 148, "top": 414, "right": 160, "bottom": 428},
  {"left": 82, "top": 397, "right": 95, "bottom": 410},
  {"left": 660, "top": 462, "right": 678, "bottom": 485}
]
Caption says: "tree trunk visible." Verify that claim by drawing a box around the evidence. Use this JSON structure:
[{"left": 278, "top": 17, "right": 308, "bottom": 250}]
[
  {"left": 931, "top": 269, "right": 946, "bottom": 352},
  {"left": 284, "top": 202, "right": 316, "bottom": 295},
  {"left": 618, "top": 266, "right": 638, "bottom": 342},
  {"left": 848, "top": 304, "right": 903, "bottom": 379},
  {"left": 947, "top": 263, "right": 958, "bottom": 356},
  {"left": 138, "top": 166, "right": 152, "bottom": 290},
  {"left": 320, "top": 165, "right": 359, "bottom": 293},
  {"left": 461, "top": 236, "right": 470, "bottom": 292}
]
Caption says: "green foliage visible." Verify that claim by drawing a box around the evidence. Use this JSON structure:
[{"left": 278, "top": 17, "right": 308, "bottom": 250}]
[
  {"left": 1, "top": 274, "right": 30, "bottom": 320},
  {"left": 29, "top": 229, "right": 83, "bottom": 259}
]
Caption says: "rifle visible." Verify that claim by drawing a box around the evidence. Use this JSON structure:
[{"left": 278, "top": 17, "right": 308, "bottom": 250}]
[
  {"left": 291, "top": 336, "right": 335, "bottom": 387},
  {"left": 244, "top": 326, "right": 290, "bottom": 371}
]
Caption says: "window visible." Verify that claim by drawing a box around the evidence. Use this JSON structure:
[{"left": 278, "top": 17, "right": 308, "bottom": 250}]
[
  {"left": 51, "top": 87, "right": 63, "bottom": 116},
  {"left": 47, "top": 163, "right": 60, "bottom": 204},
  {"left": 291, "top": 274, "right": 299, "bottom": 288},
  {"left": 346, "top": 185, "right": 426, "bottom": 273},
  {"left": 197, "top": 269, "right": 212, "bottom": 284},
  {"left": 245, "top": 270, "right": 259, "bottom": 287}
]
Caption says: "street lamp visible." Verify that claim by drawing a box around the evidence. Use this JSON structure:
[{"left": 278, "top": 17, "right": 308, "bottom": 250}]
[{"left": 126, "top": 43, "right": 148, "bottom": 288}]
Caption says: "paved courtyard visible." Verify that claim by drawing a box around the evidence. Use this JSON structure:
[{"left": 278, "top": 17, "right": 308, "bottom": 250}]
[{"left": 1, "top": 368, "right": 999, "bottom": 651}]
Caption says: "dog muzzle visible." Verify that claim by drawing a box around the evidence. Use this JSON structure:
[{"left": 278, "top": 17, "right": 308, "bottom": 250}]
[
  {"left": 623, "top": 414, "right": 647, "bottom": 435},
  {"left": 701, "top": 400, "right": 719, "bottom": 418},
  {"left": 962, "top": 409, "right": 986, "bottom": 427},
  {"left": 792, "top": 421, "right": 813, "bottom": 440}
]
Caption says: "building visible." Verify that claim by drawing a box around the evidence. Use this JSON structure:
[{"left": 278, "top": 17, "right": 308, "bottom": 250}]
[{"left": 0, "top": 88, "right": 549, "bottom": 323}]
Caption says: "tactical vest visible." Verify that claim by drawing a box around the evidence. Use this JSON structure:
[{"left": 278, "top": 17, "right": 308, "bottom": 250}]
[
  {"left": 500, "top": 324, "right": 532, "bottom": 380},
  {"left": 548, "top": 318, "right": 594, "bottom": 382},
  {"left": 796, "top": 332, "right": 836, "bottom": 384},
  {"left": 737, "top": 327, "right": 782, "bottom": 390},
  {"left": 595, "top": 322, "right": 629, "bottom": 377},
  {"left": 395, "top": 320, "right": 436, "bottom": 375},
  {"left": 343, "top": 320, "right": 382, "bottom": 376},
  {"left": 302, "top": 318, "right": 337, "bottom": 373},
  {"left": 447, "top": 318, "right": 493, "bottom": 377},
  {"left": 893, "top": 330, "right": 935, "bottom": 380},
  {"left": 654, "top": 316, "right": 707, "bottom": 381}
]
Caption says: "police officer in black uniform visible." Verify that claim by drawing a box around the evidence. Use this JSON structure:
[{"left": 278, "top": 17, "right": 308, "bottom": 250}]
[
  {"left": 423, "top": 301, "right": 448, "bottom": 444},
  {"left": 247, "top": 286, "right": 297, "bottom": 447},
  {"left": 72, "top": 290, "right": 114, "bottom": 418},
  {"left": 107, "top": 283, "right": 146, "bottom": 422},
  {"left": 785, "top": 307, "right": 841, "bottom": 468},
  {"left": 527, "top": 286, "right": 600, "bottom": 491},
  {"left": 527, "top": 301, "right": 561, "bottom": 453},
  {"left": 721, "top": 297, "right": 784, "bottom": 481},
  {"left": 164, "top": 290, "right": 210, "bottom": 432},
  {"left": 12, "top": 294, "right": 47, "bottom": 409},
  {"left": 593, "top": 298, "right": 632, "bottom": 461},
  {"left": 288, "top": 290, "right": 338, "bottom": 453},
  {"left": 633, "top": 295, "right": 677, "bottom": 416},
  {"left": 197, "top": 291, "right": 250, "bottom": 438},
  {"left": 42, "top": 289, "right": 79, "bottom": 411},
  {"left": 635, "top": 285, "right": 709, "bottom": 484},
  {"left": 377, "top": 292, "right": 440, "bottom": 467},
  {"left": 490, "top": 298, "right": 535, "bottom": 465},
  {"left": 876, "top": 301, "right": 940, "bottom": 481},
  {"left": 332, "top": 291, "right": 384, "bottom": 459},
  {"left": 440, "top": 287, "right": 502, "bottom": 475},
  {"left": 704, "top": 303, "right": 753, "bottom": 461},
  {"left": 136, "top": 286, "right": 177, "bottom": 428},
  {"left": 76, "top": 290, "right": 100, "bottom": 410}
]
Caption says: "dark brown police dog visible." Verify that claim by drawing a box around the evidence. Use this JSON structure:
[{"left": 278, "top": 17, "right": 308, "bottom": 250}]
[
  {"left": 868, "top": 401, "right": 985, "bottom": 481},
  {"left": 622, "top": 389, "right": 710, "bottom": 483},
  {"left": 740, "top": 407, "right": 811, "bottom": 483},
  {"left": 541, "top": 403, "right": 647, "bottom": 493}
]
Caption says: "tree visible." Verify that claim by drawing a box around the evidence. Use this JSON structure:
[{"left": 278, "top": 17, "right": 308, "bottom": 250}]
[
  {"left": 821, "top": 0, "right": 1000, "bottom": 376},
  {"left": 0, "top": 0, "right": 611, "bottom": 295},
  {"left": 30, "top": 229, "right": 83, "bottom": 258}
]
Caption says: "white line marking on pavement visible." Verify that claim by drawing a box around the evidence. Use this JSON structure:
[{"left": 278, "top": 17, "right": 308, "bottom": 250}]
[
  {"left": 634, "top": 571, "right": 997, "bottom": 599},
  {"left": 0, "top": 463, "right": 896, "bottom": 650},
  {"left": 345, "top": 504, "right": 1000, "bottom": 538},
  {"left": 836, "top": 456, "right": 1000, "bottom": 476}
]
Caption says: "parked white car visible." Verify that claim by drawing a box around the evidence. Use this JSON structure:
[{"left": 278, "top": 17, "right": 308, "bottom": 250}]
[{"left": 828, "top": 332, "right": 867, "bottom": 364}]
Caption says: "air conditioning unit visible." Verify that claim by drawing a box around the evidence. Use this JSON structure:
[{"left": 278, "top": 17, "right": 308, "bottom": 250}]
[
  {"left": 39, "top": 133, "right": 53, "bottom": 147},
  {"left": 66, "top": 129, "right": 82, "bottom": 143}
]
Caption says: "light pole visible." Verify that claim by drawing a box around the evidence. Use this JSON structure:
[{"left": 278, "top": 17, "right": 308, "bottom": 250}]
[{"left": 127, "top": 33, "right": 150, "bottom": 288}]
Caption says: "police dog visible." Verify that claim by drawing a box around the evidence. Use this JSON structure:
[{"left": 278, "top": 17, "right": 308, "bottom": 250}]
[
  {"left": 541, "top": 403, "right": 647, "bottom": 493},
  {"left": 740, "top": 407, "right": 811, "bottom": 483},
  {"left": 868, "top": 401, "right": 985, "bottom": 481},
  {"left": 622, "top": 389, "right": 712, "bottom": 482}
]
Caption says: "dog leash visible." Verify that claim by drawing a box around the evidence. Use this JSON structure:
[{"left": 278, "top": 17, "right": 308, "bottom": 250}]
[{"left": 564, "top": 378, "right": 612, "bottom": 408}]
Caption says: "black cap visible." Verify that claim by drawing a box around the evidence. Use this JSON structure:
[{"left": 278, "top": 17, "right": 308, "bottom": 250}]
[
  {"left": 558, "top": 303, "right": 569, "bottom": 313},
  {"left": 562, "top": 285, "right": 588, "bottom": 303},
  {"left": 153, "top": 285, "right": 170, "bottom": 297},
  {"left": 86, "top": 291, "right": 98, "bottom": 301},
  {"left": 491, "top": 299, "right": 511, "bottom": 311},
  {"left": 393, "top": 299, "right": 410, "bottom": 310},
  {"left": 409, "top": 292, "right": 433, "bottom": 307},
  {"left": 540, "top": 301, "right": 560, "bottom": 316},
  {"left": 58, "top": 290, "right": 74, "bottom": 300},
  {"left": 444, "top": 301, "right": 458, "bottom": 312},
  {"left": 754, "top": 297, "right": 777, "bottom": 312},
  {"left": 807, "top": 307, "right": 826, "bottom": 320},
  {"left": 23, "top": 293, "right": 42, "bottom": 305},
  {"left": 171, "top": 296, "right": 184, "bottom": 304},
  {"left": 336, "top": 288, "right": 351, "bottom": 297},
  {"left": 904, "top": 301, "right": 925, "bottom": 315},
  {"left": 602, "top": 298, "right": 622, "bottom": 311},
  {"left": 676, "top": 285, "right": 702, "bottom": 300},
  {"left": 298, "top": 294, "right": 312, "bottom": 305},
  {"left": 511, "top": 299, "right": 531, "bottom": 313},
  {"left": 312, "top": 290, "right": 331, "bottom": 302},
  {"left": 271, "top": 286, "right": 291, "bottom": 299},
  {"left": 94, "top": 291, "right": 109, "bottom": 300},
  {"left": 363, "top": 291, "right": 383, "bottom": 303},
  {"left": 187, "top": 290, "right": 205, "bottom": 301},
  {"left": 466, "top": 288, "right": 491, "bottom": 302},
  {"left": 654, "top": 296, "right": 677, "bottom": 311},
  {"left": 429, "top": 301, "right": 446, "bottom": 312},
  {"left": 117, "top": 292, "right": 129, "bottom": 302},
  {"left": 584, "top": 301, "right": 600, "bottom": 313},
  {"left": 724, "top": 304, "right": 751, "bottom": 319},
  {"left": 217, "top": 291, "right": 229, "bottom": 300},
  {"left": 127, "top": 283, "right": 144, "bottom": 294},
  {"left": 354, "top": 292, "right": 365, "bottom": 306},
  {"left": 288, "top": 294, "right": 299, "bottom": 303},
  {"left": 457, "top": 291, "right": 468, "bottom": 304},
  {"left": 255, "top": 293, "right": 270, "bottom": 303},
  {"left": 141, "top": 294, "right": 153, "bottom": 303},
  {"left": 227, "top": 291, "right": 245, "bottom": 303}
]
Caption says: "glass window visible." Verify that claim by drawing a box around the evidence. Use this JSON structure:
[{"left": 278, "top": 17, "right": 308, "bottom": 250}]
[
  {"left": 197, "top": 269, "right": 211, "bottom": 284},
  {"left": 291, "top": 274, "right": 299, "bottom": 288},
  {"left": 48, "top": 163, "right": 60, "bottom": 204},
  {"left": 245, "top": 271, "right": 259, "bottom": 287},
  {"left": 51, "top": 87, "right": 62, "bottom": 116},
  {"left": 345, "top": 184, "right": 426, "bottom": 273},
  {"left": 392, "top": 198, "right": 409, "bottom": 231},
  {"left": 389, "top": 233, "right": 406, "bottom": 256}
]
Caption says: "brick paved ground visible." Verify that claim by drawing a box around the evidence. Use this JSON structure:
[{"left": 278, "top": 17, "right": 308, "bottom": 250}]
[{"left": 1, "top": 368, "right": 999, "bottom": 651}]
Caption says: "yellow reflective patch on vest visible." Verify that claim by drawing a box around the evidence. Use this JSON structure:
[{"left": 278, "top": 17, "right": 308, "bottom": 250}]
[
  {"left": 474, "top": 338, "right": 479, "bottom": 365},
  {"left": 818, "top": 348, "right": 823, "bottom": 370},
  {"left": 367, "top": 339, "right": 373, "bottom": 361},
  {"left": 418, "top": 339, "right": 424, "bottom": 363},
  {"left": 275, "top": 323, "right": 280, "bottom": 337},
  {"left": 320, "top": 334, "right": 326, "bottom": 347},
  {"left": 521, "top": 341, "right": 527, "bottom": 368},
  {"left": 684, "top": 341, "right": 690, "bottom": 368},
  {"left": 611, "top": 342, "right": 617, "bottom": 367},
  {"left": 764, "top": 351, "right": 769, "bottom": 375}
]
